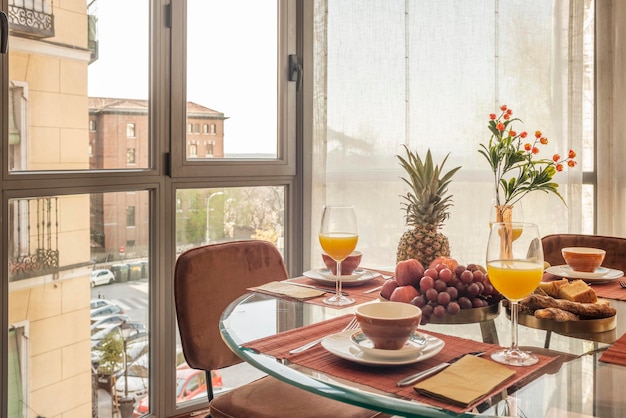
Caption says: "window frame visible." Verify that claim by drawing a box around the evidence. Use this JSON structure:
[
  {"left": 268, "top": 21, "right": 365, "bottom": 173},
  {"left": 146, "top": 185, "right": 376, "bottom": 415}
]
[{"left": 168, "top": 1, "right": 298, "bottom": 179}]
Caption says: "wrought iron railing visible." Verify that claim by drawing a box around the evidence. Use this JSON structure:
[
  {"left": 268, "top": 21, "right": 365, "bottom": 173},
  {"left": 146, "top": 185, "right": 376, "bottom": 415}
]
[
  {"left": 8, "top": 0, "right": 55, "bottom": 39},
  {"left": 9, "top": 197, "right": 60, "bottom": 281}
]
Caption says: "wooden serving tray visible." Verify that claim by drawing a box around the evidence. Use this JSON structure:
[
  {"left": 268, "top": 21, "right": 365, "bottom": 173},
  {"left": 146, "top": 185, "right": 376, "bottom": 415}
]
[{"left": 515, "top": 310, "right": 616, "bottom": 333}]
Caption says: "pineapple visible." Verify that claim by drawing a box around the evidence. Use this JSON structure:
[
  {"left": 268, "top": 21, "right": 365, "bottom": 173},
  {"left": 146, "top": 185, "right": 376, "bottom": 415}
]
[{"left": 396, "top": 145, "right": 461, "bottom": 266}]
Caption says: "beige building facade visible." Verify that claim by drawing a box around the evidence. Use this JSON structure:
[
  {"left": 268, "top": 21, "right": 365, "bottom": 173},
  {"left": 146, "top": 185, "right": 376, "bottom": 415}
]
[{"left": 7, "top": 0, "right": 95, "bottom": 416}]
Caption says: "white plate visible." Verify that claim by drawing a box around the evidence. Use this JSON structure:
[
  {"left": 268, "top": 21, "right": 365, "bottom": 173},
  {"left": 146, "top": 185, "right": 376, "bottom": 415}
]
[
  {"left": 321, "top": 330, "right": 445, "bottom": 366},
  {"left": 302, "top": 269, "right": 379, "bottom": 287},
  {"left": 546, "top": 265, "right": 624, "bottom": 283},
  {"left": 349, "top": 331, "right": 427, "bottom": 359}
]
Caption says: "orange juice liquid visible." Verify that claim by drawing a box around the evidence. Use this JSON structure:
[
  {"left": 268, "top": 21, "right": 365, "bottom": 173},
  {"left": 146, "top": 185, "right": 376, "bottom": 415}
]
[
  {"left": 489, "top": 223, "right": 523, "bottom": 241},
  {"left": 319, "top": 233, "right": 358, "bottom": 261},
  {"left": 487, "top": 260, "right": 543, "bottom": 301}
]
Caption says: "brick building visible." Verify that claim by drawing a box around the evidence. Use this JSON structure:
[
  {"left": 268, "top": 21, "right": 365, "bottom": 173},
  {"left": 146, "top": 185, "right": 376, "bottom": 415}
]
[{"left": 88, "top": 98, "right": 226, "bottom": 258}]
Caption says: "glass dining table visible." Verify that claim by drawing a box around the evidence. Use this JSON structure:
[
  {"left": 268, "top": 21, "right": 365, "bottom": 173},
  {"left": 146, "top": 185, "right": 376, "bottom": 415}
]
[{"left": 219, "top": 276, "right": 626, "bottom": 417}]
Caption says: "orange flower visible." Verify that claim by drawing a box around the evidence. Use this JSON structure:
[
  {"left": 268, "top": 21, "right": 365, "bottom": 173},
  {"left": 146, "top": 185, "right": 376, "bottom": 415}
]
[{"left": 480, "top": 104, "right": 578, "bottom": 208}]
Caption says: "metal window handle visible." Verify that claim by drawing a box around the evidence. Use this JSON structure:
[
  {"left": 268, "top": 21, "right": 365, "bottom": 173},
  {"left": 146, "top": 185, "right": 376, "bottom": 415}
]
[
  {"left": 288, "top": 54, "right": 302, "bottom": 92},
  {"left": 1, "top": 11, "right": 8, "bottom": 54}
]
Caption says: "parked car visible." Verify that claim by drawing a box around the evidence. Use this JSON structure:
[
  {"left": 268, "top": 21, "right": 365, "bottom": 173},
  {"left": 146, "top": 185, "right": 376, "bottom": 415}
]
[
  {"left": 91, "top": 322, "right": 147, "bottom": 349},
  {"left": 91, "top": 269, "right": 115, "bottom": 287},
  {"left": 90, "top": 304, "right": 124, "bottom": 318},
  {"left": 90, "top": 313, "right": 130, "bottom": 331},
  {"left": 90, "top": 298, "right": 116, "bottom": 310},
  {"left": 132, "top": 366, "right": 223, "bottom": 416}
]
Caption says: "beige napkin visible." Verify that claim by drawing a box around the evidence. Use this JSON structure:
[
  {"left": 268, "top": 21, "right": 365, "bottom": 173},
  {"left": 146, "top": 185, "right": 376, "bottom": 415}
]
[
  {"left": 413, "top": 354, "right": 515, "bottom": 407},
  {"left": 252, "top": 281, "right": 326, "bottom": 300}
]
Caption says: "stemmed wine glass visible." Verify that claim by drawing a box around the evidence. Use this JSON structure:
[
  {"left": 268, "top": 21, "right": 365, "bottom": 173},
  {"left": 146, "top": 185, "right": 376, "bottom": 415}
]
[
  {"left": 486, "top": 222, "right": 544, "bottom": 366},
  {"left": 319, "top": 205, "right": 358, "bottom": 306}
]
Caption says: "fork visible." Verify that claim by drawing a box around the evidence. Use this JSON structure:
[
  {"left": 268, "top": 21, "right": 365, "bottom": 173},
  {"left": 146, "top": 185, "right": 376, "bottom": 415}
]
[
  {"left": 619, "top": 280, "right": 626, "bottom": 289},
  {"left": 289, "top": 316, "right": 359, "bottom": 354}
]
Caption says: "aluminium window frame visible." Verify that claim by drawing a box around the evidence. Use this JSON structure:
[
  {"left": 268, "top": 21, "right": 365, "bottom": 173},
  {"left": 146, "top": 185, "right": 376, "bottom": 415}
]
[{"left": 0, "top": 0, "right": 306, "bottom": 416}]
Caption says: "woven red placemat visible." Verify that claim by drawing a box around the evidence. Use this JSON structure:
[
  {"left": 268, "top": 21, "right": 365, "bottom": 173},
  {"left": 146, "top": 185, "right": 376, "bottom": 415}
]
[
  {"left": 600, "top": 332, "right": 626, "bottom": 366},
  {"left": 250, "top": 268, "right": 391, "bottom": 308},
  {"left": 243, "top": 315, "right": 559, "bottom": 414}
]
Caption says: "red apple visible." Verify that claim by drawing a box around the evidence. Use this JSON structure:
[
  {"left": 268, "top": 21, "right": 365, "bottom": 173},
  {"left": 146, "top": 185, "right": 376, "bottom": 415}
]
[
  {"left": 395, "top": 259, "right": 425, "bottom": 287},
  {"left": 380, "top": 279, "right": 399, "bottom": 300},
  {"left": 389, "top": 285, "right": 420, "bottom": 303}
]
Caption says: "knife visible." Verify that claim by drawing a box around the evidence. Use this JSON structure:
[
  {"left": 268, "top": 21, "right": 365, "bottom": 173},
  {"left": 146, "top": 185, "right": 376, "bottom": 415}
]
[
  {"left": 280, "top": 280, "right": 349, "bottom": 296},
  {"left": 396, "top": 351, "right": 486, "bottom": 387}
]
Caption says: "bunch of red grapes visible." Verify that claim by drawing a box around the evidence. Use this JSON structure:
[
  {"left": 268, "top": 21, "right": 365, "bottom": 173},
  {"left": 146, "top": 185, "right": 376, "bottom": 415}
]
[{"left": 410, "top": 264, "right": 503, "bottom": 325}]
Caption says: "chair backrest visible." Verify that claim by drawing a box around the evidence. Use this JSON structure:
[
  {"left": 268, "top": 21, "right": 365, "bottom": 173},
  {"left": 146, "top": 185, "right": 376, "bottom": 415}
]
[
  {"left": 174, "top": 240, "right": 289, "bottom": 371},
  {"left": 541, "top": 233, "right": 626, "bottom": 271}
]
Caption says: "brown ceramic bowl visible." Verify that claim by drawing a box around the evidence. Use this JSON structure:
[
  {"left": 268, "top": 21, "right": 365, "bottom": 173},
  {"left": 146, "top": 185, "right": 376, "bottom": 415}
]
[
  {"left": 322, "top": 251, "right": 362, "bottom": 275},
  {"left": 355, "top": 302, "right": 422, "bottom": 350},
  {"left": 562, "top": 247, "right": 606, "bottom": 273}
]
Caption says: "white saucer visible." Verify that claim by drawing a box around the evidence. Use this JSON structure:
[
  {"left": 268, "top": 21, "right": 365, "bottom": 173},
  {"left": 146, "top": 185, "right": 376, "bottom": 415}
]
[
  {"left": 349, "top": 331, "right": 427, "bottom": 359},
  {"left": 321, "top": 330, "right": 444, "bottom": 366},
  {"left": 546, "top": 265, "right": 624, "bottom": 283},
  {"left": 302, "top": 269, "right": 379, "bottom": 287}
]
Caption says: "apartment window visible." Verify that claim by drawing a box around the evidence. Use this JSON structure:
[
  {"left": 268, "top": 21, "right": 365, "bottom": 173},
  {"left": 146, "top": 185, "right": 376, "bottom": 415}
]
[
  {"left": 127, "top": 148, "right": 136, "bottom": 164},
  {"left": 203, "top": 123, "right": 209, "bottom": 134},
  {"left": 127, "top": 206, "right": 136, "bottom": 227},
  {"left": 209, "top": 123, "right": 216, "bottom": 134},
  {"left": 126, "top": 123, "right": 136, "bottom": 138},
  {"left": 89, "top": 119, "right": 96, "bottom": 131},
  {"left": 189, "top": 144, "right": 197, "bottom": 157},
  {"left": 3, "top": 1, "right": 294, "bottom": 417},
  {"left": 206, "top": 143, "right": 214, "bottom": 157}
]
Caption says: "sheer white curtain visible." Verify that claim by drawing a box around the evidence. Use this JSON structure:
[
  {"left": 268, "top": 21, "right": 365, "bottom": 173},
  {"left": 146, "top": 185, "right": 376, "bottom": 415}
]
[
  {"left": 597, "top": 1, "right": 626, "bottom": 237},
  {"left": 311, "top": 0, "right": 586, "bottom": 269}
]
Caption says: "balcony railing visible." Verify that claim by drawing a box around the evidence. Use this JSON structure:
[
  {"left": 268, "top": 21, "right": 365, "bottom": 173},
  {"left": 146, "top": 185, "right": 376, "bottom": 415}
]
[
  {"left": 8, "top": 0, "right": 55, "bottom": 39},
  {"left": 9, "top": 197, "right": 60, "bottom": 281}
]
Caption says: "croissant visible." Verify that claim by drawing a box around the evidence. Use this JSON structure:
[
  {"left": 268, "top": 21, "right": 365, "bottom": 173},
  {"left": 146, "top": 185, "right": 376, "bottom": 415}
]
[{"left": 521, "top": 294, "right": 616, "bottom": 319}]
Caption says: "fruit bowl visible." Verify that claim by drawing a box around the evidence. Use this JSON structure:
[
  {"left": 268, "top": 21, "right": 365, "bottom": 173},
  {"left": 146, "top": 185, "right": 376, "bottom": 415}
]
[
  {"left": 379, "top": 293, "right": 501, "bottom": 324},
  {"left": 382, "top": 258, "right": 503, "bottom": 325},
  {"left": 428, "top": 302, "right": 500, "bottom": 324}
]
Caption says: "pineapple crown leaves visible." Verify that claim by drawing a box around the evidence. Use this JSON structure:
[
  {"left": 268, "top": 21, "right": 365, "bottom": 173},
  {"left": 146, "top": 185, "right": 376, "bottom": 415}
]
[{"left": 397, "top": 145, "right": 461, "bottom": 228}]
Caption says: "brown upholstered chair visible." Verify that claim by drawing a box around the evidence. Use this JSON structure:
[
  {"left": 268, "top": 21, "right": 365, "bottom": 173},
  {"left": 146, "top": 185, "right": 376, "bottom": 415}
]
[
  {"left": 174, "top": 240, "right": 388, "bottom": 418},
  {"left": 541, "top": 233, "right": 626, "bottom": 271}
]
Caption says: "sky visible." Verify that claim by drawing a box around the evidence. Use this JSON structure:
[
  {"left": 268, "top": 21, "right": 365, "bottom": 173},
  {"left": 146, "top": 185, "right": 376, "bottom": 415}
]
[{"left": 88, "top": 0, "right": 277, "bottom": 155}]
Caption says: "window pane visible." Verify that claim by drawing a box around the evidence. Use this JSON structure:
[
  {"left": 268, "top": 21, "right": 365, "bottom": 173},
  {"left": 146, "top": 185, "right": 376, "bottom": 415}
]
[
  {"left": 8, "top": 191, "right": 150, "bottom": 417},
  {"left": 186, "top": 1, "right": 278, "bottom": 159},
  {"left": 7, "top": 0, "right": 150, "bottom": 172},
  {"left": 174, "top": 186, "right": 285, "bottom": 409}
]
